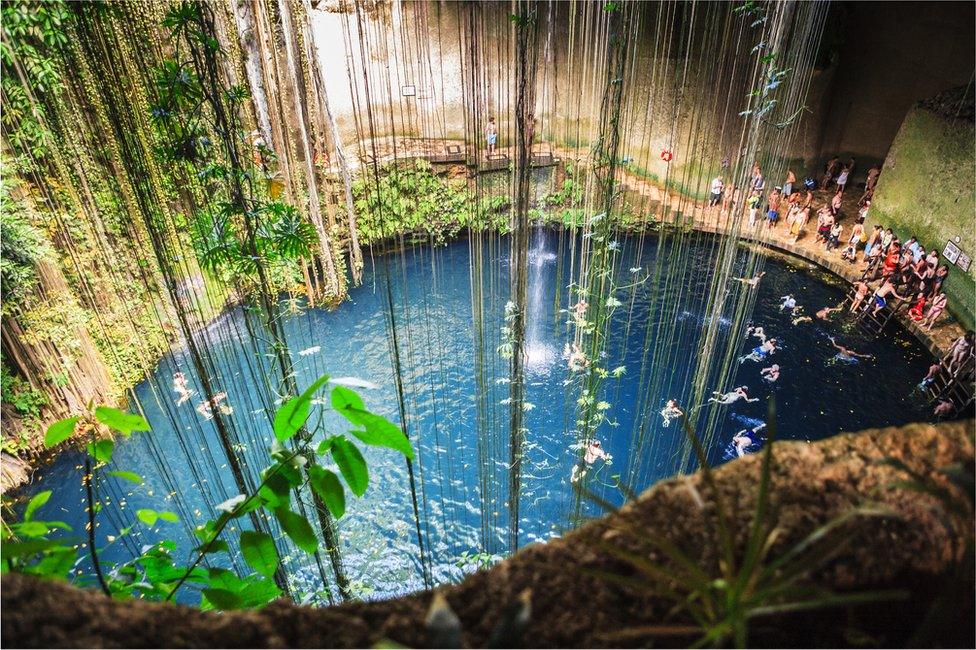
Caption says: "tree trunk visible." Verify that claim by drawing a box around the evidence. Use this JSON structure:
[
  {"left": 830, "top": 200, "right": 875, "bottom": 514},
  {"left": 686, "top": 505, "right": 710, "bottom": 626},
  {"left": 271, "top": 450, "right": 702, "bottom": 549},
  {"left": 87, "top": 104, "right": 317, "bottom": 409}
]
[
  {"left": 303, "top": 0, "right": 363, "bottom": 285},
  {"left": 277, "top": 0, "right": 342, "bottom": 298},
  {"left": 230, "top": 0, "right": 274, "bottom": 146}
]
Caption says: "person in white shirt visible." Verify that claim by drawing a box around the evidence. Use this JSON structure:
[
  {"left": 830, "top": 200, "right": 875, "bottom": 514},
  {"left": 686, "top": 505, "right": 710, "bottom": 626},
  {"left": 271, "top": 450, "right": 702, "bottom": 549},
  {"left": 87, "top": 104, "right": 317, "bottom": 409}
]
[{"left": 709, "top": 176, "right": 724, "bottom": 206}]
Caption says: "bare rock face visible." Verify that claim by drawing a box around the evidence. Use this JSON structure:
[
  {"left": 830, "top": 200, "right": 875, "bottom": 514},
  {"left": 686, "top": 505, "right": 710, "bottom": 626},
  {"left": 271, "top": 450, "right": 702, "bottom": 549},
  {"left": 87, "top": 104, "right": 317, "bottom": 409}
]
[{"left": 3, "top": 420, "right": 973, "bottom": 648}]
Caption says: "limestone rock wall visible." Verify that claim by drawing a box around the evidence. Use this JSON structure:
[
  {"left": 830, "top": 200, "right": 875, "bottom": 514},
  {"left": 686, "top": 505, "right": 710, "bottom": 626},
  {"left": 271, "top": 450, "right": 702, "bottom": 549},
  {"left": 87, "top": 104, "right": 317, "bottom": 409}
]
[
  {"left": 871, "top": 102, "right": 976, "bottom": 330},
  {"left": 3, "top": 419, "right": 973, "bottom": 648}
]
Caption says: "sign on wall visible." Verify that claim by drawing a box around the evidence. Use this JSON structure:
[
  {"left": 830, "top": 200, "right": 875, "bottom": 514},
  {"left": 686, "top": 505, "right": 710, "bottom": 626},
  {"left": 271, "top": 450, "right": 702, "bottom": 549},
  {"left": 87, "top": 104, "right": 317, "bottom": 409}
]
[{"left": 943, "top": 239, "right": 971, "bottom": 272}]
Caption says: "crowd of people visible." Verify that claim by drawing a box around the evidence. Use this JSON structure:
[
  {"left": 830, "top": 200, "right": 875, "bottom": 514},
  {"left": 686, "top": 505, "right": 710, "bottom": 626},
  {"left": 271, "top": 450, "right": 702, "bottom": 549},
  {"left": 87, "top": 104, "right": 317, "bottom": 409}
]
[{"left": 709, "top": 157, "right": 957, "bottom": 335}]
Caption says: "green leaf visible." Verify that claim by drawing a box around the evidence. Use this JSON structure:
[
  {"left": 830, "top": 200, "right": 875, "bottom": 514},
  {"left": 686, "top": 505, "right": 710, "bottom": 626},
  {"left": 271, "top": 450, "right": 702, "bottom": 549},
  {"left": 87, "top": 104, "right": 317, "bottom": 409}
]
[
  {"left": 273, "top": 374, "right": 330, "bottom": 442},
  {"left": 258, "top": 472, "right": 291, "bottom": 509},
  {"left": 202, "top": 587, "right": 244, "bottom": 611},
  {"left": 94, "top": 406, "right": 150, "bottom": 436},
  {"left": 106, "top": 470, "right": 144, "bottom": 485},
  {"left": 136, "top": 509, "right": 158, "bottom": 527},
  {"left": 1, "top": 539, "right": 62, "bottom": 561},
  {"left": 86, "top": 439, "right": 114, "bottom": 464},
  {"left": 240, "top": 531, "right": 278, "bottom": 578},
  {"left": 348, "top": 414, "right": 413, "bottom": 460},
  {"left": 158, "top": 511, "right": 179, "bottom": 523},
  {"left": 193, "top": 539, "right": 230, "bottom": 554},
  {"left": 44, "top": 416, "right": 79, "bottom": 448},
  {"left": 308, "top": 465, "right": 345, "bottom": 519},
  {"left": 330, "top": 437, "right": 368, "bottom": 497},
  {"left": 14, "top": 521, "right": 51, "bottom": 536},
  {"left": 274, "top": 507, "right": 318, "bottom": 554},
  {"left": 331, "top": 387, "right": 412, "bottom": 459},
  {"left": 330, "top": 385, "right": 365, "bottom": 416},
  {"left": 23, "top": 490, "right": 51, "bottom": 521}
]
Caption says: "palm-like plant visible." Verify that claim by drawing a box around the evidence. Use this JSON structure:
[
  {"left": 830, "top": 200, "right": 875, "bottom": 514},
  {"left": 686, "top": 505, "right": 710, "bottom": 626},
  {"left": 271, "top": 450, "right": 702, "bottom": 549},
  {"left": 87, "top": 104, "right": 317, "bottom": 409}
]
[{"left": 587, "top": 399, "right": 906, "bottom": 648}]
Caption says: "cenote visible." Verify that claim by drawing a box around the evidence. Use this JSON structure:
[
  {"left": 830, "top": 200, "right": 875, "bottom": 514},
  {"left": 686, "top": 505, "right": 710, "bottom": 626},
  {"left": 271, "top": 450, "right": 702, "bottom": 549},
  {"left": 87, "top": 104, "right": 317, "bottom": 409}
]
[{"left": 20, "top": 229, "right": 933, "bottom": 601}]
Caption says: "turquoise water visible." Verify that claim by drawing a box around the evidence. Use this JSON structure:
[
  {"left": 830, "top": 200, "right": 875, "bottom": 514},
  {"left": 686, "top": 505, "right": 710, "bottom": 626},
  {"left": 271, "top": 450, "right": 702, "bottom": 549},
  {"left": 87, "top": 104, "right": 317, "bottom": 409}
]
[{"left": 19, "top": 229, "right": 932, "bottom": 600}]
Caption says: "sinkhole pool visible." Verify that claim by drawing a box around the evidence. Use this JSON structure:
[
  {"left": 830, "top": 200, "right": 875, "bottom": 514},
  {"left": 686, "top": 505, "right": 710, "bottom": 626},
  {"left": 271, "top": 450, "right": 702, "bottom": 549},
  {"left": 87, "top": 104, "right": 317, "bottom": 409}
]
[{"left": 20, "top": 228, "right": 933, "bottom": 601}]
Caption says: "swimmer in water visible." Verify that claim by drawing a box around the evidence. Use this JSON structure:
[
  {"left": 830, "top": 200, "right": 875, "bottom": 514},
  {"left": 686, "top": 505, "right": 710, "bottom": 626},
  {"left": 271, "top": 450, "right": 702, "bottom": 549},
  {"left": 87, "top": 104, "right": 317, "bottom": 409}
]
[
  {"left": 571, "top": 439, "right": 612, "bottom": 483},
  {"left": 740, "top": 338, "right": 778, "bottom": 363},
  {"left": 827, "top": 336, "right": 873, "bottom": 364},
  {"left": 708, "top": 386, "right": 759, "bottom": 405},
  {"left": 196, "top": 391, "right": 230, "bottom": 420},
  {"left": 173, "top": 372, "right": 194, "bottom": 406},
  {"left": 790, "top": 306, "right": 811, "bottom": 325},
  {"left": 660, "top": 399, "right": 684, "bottom": 427},
  {"left": 760, "top": 364, "right": 780, "bottom": 382},
  {"left": 566, "top": 342, "right": 590, "bottom": 372},
  {"left": 746, "top": 325, "right": 767, "bottom": 343},
  {"left": 733, "top": 423, "right": 767, "bottom": 458},
  {"left": 816, "top": 303, "right": 844, "bottom": 321},
  {"left": 571, "top": 300, "right": 589, "bottom": 326},
  {"left": 734, "top": 271, "right": 766, "bottom": 288},
  {"left": 779, "top": 295, "right": 797, "bottom": 312},
  {"left": 933, "top": 398, "right": 955, "bottom": 419}
]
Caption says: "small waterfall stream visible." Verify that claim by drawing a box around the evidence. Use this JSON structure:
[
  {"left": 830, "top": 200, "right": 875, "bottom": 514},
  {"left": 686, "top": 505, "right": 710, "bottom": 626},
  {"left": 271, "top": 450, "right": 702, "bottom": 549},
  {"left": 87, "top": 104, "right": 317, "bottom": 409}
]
[{"left": 525, "top": 225, "right": 557, "bottom": 372}]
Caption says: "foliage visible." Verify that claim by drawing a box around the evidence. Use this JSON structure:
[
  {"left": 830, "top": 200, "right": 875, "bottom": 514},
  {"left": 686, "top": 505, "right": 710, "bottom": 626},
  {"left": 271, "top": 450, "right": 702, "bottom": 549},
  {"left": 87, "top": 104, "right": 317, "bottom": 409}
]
[
  {"left": 2, "top": 373, "right": 412, "bottom": 610},
  {"left": 0, "top": 362, "right": 48, "bottom": 454},
  {"left": 352, "top": 161, "right": 510, "bottom": 244},
  {"left": 151, "top": 2, "right": 317, "bottom": 294},
  {"left": 0, "top": 0, "right": 70, "bottom": 158},
  {"left": 0, "top": 177, "right": 48, "bottom": 313},
  {"left": 586, "top": 401, "right": 907, "bottom": 648}
]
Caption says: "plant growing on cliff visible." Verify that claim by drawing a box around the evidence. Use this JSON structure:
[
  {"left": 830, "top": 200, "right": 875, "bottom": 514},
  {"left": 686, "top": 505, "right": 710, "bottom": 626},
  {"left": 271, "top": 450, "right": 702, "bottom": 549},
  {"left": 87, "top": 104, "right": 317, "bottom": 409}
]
[
  {"left": 587, "top": 400, "right": 907, "bottom": 648},
  {"left": 2, "top": 373, "right": 412, "bottom": 610}
]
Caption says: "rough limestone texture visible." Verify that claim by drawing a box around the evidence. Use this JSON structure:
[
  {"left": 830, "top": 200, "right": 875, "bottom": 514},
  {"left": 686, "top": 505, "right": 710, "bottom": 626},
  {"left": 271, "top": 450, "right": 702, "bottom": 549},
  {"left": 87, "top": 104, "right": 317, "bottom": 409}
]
[
  {"left": 870, "top": 98, "right": 976, "bottom": 330},
  {"left": 3, "top": 420, "right": 974, "bottom": 648}
]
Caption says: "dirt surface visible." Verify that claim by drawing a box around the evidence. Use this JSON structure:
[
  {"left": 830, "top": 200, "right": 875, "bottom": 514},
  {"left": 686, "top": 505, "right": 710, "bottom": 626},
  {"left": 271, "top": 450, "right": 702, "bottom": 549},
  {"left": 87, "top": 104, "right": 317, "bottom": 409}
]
[{"left": 3, "top": 419, "right": 973, "bottom": 648}]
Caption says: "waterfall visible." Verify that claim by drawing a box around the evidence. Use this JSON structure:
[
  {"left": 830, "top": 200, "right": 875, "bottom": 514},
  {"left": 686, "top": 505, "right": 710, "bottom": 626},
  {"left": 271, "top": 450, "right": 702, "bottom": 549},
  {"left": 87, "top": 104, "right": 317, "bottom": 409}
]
[{"left": 524, "top": 225, "right": 557, "bottom": 371}]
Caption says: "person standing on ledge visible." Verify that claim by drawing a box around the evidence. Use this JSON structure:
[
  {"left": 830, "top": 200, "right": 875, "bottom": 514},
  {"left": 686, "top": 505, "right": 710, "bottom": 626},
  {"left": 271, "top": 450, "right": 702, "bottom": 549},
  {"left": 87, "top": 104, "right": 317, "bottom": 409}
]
[
  {"left": 709, "top": 175, "right": 724, "bottom": 206},
  {"left": 485, "top": 117, "right": 497, "bottom": 156}
]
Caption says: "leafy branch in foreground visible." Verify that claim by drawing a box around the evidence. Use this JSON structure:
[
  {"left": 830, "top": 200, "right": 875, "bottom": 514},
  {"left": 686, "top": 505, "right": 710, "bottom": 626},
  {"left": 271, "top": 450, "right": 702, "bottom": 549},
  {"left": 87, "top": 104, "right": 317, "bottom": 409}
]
[
  {"left": 582, "top": 398, "right": 906, "bottom": 648},
  {"left": 2, "top": 373, "right": 411, "bottom": 611}
]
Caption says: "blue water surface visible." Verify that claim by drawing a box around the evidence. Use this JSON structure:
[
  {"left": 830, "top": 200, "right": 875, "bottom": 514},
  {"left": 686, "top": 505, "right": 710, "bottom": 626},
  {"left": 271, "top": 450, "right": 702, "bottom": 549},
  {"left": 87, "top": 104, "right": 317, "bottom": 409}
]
[{"left": 19, "top": 229, "right": 932, "bottom": 601}]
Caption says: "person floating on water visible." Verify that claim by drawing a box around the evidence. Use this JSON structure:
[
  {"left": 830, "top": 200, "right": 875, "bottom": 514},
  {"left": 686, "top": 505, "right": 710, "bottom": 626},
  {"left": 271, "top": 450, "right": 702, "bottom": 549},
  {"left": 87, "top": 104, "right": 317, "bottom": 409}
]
[
  {"left": 708, "top": 386, "right": 759, "bottom": 405},
  {"left": 566, "top": 342, "right": 589, "bottom": 372},
  {"left": 173, "top": 372, "right": 194, "bottom": 406},
  {"left": 827, "top": 336, "right": 873, "bottom": 365},
  {"left": 571, "top": 300, "right": 589, "bottom": 326},
  {"left": 791, "top": 307, "right": 812, "bottom": 325},
  {"left": 746, "top": 324, "right": 767, "bottom": 343},
  {"left": 740, "top": 338, "right": 778, "bottom": 363},
  {"left": 816, "top": 303, "right": 844, "bottom": 321},
  {"left": 660, "top": 399, "right": 684, "bottom": 427},
  {"left": 779, "top": 295, "right": 797, "bottom": 312},
  {"left": 733, "top": 422, "right": 766, "bottom": 458},
  {"left": 734, "top": 271, "right": 765, "bottom": 288},
  {"left": 760, "top": 364, "right": 780, "bottom": 382},
  {"left": 196, "top": 392, "right": 232, "bottom": 420},
  {"left": 570, "top": 439, "right": 612, "bottom": 483}
]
